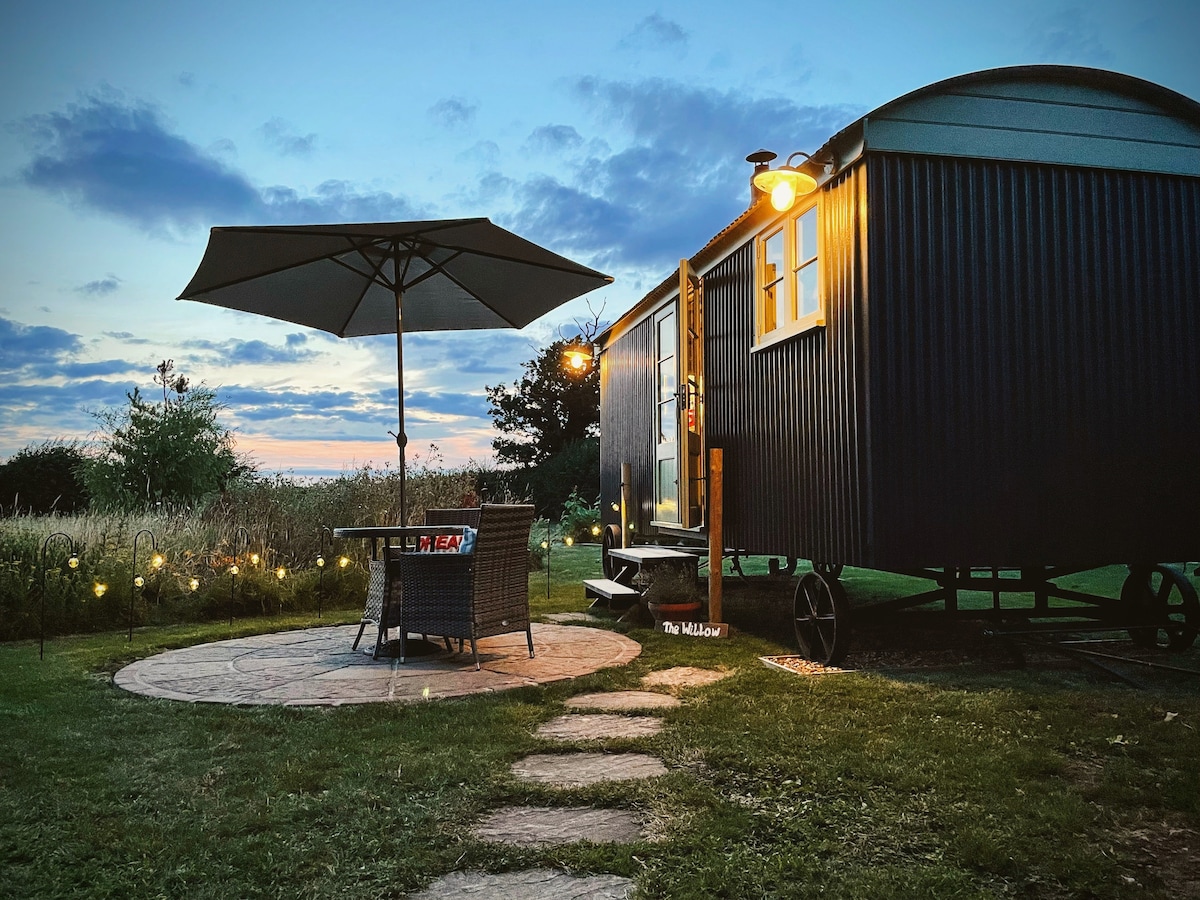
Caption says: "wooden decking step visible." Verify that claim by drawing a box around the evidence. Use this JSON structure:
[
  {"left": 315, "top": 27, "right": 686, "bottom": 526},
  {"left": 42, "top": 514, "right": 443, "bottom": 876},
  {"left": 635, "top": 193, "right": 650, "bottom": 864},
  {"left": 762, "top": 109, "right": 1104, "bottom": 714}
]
[
  {"left": 583, "top": 578, "right": 640, "bottom": 600},
  {"left": 583, "top": 578, "right": 640, "bottom": 611}
]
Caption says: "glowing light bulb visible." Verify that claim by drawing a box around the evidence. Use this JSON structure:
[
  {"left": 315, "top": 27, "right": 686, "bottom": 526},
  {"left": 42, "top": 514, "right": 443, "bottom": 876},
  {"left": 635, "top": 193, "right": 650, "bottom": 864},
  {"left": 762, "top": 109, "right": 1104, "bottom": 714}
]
[
  {"left": 771, "top": 180, "right": 796, "bottom": 212},
  {"left": 68, "top": 555, "right": 79, "bottom": 569},
  {"left": 151, "top": 554, "right": 164, "bottom": 569},
  {"left": 591, "top": 525, "right": 601, "bottom": 536},
  {"left": 250, "top": 553, "right": 260, "bottom": 565},
  {"left": 230, "top": 564, "right": 240, "bottom": 576},
  {"left": 276, "top": 567, "right": 287, "bottom": 580},
  {"left": 188, "top": 577, "right": 200, "bottom": 591},
  {"left": 338, "top": 556, "right": 350, "bottom": 569},
  {"left": 564, "top": 536, "right": 574, "bottom": 546},
  {"left": 316, "top": 555, "right": 325, "bottom": 567},
  {"left": 93, "top": 583, "right": 107, "bottom": 598},
  {"left": 134, "top": 575, "right": 145, "bottom": 588}
]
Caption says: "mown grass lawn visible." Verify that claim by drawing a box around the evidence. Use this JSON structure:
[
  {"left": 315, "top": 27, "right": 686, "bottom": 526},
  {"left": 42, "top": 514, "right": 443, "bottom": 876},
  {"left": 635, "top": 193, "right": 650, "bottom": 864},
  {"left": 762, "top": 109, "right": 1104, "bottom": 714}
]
[{"left": 2, "top": 545, "right": 1198, "bottom": 898}]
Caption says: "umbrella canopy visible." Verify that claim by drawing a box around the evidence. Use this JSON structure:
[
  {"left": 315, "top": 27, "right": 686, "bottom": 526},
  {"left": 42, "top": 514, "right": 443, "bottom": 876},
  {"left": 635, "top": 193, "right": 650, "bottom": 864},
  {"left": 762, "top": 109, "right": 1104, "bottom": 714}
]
[{"left": 178, "top": 218, "right": 611, "bottom": 520}]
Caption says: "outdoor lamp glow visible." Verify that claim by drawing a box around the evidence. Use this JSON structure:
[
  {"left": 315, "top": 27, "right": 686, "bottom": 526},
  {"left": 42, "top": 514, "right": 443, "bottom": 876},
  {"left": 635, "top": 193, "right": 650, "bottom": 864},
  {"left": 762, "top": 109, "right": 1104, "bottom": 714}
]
[
  {"left": 151, "top": 554, "right": 164, "bottom": 569},
  {"left": 316, "top": 555, "right": 326, "bottom": 568},
  {"left": 93, "top": 582, "right": 107, "bottom": 598},
  {"left": 591, "top": 524, "right": 602, "bottom": 536},
  {"left": 564, "top": 536, "right": 574, "bottom": 546},
  {"left": 752, "top": 151, "right": 818, "bottom": 212},
  {"left": 338, "top": 556, "right": 350, "bottom": 568},
  {"left": 276, "top": 567, "right": 287, "bottom": 580},
  {"left": 68, "top": 554, "right": 79, "bottom": 569},
  {"left": 188, "top": 577, "right": 200, "bottom": 591},
  {"left": 230, "top": 564, "right": 240, "bottom": 576},
  {"left": 610, "top": 502, "right": 620, "bottom": 512},
  {"left": 134, "top": 575, "right": 145, "bottom": 588},
  {"left": 250, "top": 553, "right": 261, "bottom": 566},
  {"left": 563, "top": 343, "right": 591, "bottom": 371}
]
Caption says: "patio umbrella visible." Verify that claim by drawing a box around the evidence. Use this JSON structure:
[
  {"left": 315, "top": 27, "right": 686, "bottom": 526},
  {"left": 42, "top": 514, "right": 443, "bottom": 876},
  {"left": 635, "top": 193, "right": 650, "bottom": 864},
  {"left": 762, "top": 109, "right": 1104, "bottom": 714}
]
[{"left": 177, "top": 218, "right": 611, "bottom": 521}]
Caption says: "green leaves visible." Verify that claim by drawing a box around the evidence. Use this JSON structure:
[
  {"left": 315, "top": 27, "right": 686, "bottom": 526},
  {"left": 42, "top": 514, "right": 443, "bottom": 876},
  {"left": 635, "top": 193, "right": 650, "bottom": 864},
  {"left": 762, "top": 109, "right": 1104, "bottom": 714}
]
[{"left": 81, "top": 373, "right": 249, "bottom": 511}]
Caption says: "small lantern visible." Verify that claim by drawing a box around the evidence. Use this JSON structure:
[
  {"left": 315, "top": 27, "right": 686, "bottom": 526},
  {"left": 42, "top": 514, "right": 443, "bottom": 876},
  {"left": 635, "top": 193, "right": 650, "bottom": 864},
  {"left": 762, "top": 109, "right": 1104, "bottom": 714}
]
[
  {"left": 93, "top": 582, "right": 107, "bottom": 598},
  {"left": 275, "top": 567, "right": 287, "bottom": 580},
  {"left": 188, "top": 577, "right": 200, "bottom": 592},
  {"left": 316, "top": 555, "right": 326, "bottom": 568}
]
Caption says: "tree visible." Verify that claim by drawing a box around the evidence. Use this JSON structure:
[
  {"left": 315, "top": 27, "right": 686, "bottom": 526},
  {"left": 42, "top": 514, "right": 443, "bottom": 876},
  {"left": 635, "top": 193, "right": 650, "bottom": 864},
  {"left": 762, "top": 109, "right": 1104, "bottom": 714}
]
[
  {"left": 485, "top": 336, "right": 600, "bottom": 467},
  {"left": 0, "top": 440, "right": 90, "bottom": 515},
  {"left": 81, "top": 362, "right": 250, "bottom": 510}
]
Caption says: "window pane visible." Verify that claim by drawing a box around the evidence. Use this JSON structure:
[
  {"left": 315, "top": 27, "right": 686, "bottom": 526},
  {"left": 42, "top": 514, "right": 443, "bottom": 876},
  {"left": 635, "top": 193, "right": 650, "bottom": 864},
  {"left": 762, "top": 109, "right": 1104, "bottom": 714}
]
[
  {"left": 659, "top": 399, "right": 677, "bottom": 444},
  {"left": 658, "top": 358, "right": 676, "bottom": 401},
  {"left": 797, "top": 262, "right": 819, "bottom": 318},
  {"left": 657, "top": 311, "right": 676, "bottom": 359},
  {"left": 657, "top": 458, "right": 678, "bottom": 516},
  {"left": 797, "top": 208, "right": 817, "bottom": 264},
  {"left": 763, "top": 231, "right": 783, "bottom": 285}
]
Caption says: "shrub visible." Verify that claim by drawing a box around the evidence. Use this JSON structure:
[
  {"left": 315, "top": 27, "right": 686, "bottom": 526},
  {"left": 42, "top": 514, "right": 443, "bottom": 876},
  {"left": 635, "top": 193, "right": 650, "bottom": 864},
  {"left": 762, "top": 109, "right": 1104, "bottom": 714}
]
[{"left": 0, "top": 440, "right": 90, "bottom": 516}]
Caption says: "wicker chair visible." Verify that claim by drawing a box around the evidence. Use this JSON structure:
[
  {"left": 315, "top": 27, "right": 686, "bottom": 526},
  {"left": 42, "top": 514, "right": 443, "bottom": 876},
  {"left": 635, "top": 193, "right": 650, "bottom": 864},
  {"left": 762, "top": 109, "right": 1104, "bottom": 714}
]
[
  {"left": 350, "top": 508, "right": 482, "bottom": 659},
  {"left": 393, "top": 503, "right": 535, "bottom": 668}
]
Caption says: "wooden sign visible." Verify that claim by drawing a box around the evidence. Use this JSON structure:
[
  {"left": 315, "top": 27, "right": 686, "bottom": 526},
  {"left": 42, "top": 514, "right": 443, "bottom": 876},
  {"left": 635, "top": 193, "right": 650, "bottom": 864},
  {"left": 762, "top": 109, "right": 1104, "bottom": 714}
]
[{"left": 657, "top": 621, "right": 729, "bottom": 638}]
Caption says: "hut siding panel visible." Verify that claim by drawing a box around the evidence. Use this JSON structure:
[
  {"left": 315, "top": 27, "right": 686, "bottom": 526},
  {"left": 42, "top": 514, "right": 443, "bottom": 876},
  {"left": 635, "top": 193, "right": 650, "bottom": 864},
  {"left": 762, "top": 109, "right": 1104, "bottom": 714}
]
[
  {"left": 705, "top": 167, "right": 867, "bottom": 563},
  {"left": 866, "top": 152, "right": 1200, "bottom": 568},
  {"left": 599, "top": 315, "right": 656, "bottom": 534},
  {"left": 867, "top": 85, "right": 1200, "bottom": 178}
]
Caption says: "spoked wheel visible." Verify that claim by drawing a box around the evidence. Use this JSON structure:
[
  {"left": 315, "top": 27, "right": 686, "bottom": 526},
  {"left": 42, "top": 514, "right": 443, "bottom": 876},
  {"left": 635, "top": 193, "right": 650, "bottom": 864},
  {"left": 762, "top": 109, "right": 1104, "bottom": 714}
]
[
  {"left": 812, "top": 561, "right": 844, "bottom": 579},
  {"left": 1122, "top": 564, "right": 1200, "bottom": 651},
  {"left": 793, "top": 572, "right": 852, "bottom": 665},
  {"left": 601, "top": 525, "right": 622, "bottom": 579}
]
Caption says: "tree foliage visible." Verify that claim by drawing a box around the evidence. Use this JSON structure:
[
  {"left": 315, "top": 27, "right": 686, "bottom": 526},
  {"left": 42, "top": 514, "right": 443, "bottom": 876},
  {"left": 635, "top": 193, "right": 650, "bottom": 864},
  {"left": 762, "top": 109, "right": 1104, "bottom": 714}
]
[
  {"left": 485, "top": 337, "right": 599, "bottom": 467},
  {"left": 81, "top": 362, "right": 250, "bottom": 510},
  {"left": 0, "top": 440, "right": 90, "bottom": 515}
]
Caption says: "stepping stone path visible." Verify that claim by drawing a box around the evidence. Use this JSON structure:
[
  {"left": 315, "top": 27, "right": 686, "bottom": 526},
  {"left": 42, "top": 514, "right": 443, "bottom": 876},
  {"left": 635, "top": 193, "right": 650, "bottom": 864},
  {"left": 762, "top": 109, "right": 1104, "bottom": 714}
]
[
  {"left": 511, "top": 751, "right": 668, "bottom": 787},
  {"left": 537, "top": 713, "right": 663, "bottom": 740},
  {"left": 471, "top": 806, "right": 645, "bottom": 846},
  {"left": 406, "top": 868, "right": 634, "bottom": 899},
  {"left": 431, "top": 667, "right": 731, "bottom": 898},
  {"left": 566, "top": 690, "right": 681, "bottom": 711}
]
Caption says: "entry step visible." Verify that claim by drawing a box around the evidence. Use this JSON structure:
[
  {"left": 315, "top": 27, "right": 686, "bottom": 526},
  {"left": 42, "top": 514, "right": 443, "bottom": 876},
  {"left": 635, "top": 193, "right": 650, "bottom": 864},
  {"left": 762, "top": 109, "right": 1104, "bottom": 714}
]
[{"left": 584, "top": 578, "right": 641, "bottom": 611}]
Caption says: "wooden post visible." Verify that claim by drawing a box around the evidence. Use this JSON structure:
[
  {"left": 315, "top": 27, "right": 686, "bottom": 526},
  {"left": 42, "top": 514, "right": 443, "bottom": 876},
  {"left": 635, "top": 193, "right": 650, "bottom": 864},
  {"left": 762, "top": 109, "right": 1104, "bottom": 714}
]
[
  {"left": 707, "top": 448, "right": 723, "bottom": 623},
  {"left": 620, "top": 462, "right": 632, "bottom": 548}
]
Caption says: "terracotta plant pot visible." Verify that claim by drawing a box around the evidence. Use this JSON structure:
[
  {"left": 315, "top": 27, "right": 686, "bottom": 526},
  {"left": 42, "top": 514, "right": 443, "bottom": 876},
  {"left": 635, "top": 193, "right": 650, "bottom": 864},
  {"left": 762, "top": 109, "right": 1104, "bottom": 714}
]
[{"left": 647, "top": 600, "right": 702, "bottom": 625}]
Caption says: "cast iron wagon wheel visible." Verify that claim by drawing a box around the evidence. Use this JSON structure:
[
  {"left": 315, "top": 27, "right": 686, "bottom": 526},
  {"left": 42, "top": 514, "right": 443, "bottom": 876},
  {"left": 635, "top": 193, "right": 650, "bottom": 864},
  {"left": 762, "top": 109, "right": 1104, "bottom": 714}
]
[
  {"left": 793, "top": 571, "right": 852, "bottom": 666},
  {"left": 1121, "top": 564, "right": 1200, "bottom": 652},
  {"left": 601, "top": 525, "right": 622, "bottom": 580},
  {"left": 812, "top": 561, "right": 844, "bottom": 579}
]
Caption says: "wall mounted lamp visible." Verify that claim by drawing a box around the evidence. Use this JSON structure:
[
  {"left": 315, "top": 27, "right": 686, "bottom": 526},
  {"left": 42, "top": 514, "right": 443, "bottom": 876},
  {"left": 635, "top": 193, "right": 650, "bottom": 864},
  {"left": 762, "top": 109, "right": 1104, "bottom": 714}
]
[{"left": 749, "top": 149, "right": 819, "bottom": 212}]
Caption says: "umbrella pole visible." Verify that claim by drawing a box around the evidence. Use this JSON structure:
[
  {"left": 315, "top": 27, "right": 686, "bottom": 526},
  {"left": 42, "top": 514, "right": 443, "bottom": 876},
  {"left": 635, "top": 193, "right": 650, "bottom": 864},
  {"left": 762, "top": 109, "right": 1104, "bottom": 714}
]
[{"left": 395, "top": 288, "right": 407, "bottom": 525}]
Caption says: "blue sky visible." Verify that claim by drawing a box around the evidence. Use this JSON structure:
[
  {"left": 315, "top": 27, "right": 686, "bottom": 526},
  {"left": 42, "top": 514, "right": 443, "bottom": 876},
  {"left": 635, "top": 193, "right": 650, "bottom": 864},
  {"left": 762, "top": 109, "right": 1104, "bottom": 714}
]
[{"left": 2, "top": 1, "right": 1197, "bottom": 476}]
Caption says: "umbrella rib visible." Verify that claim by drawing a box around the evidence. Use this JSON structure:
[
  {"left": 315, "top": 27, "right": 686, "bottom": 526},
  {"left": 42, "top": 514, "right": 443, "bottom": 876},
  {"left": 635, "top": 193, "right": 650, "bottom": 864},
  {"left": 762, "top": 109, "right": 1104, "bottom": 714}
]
[{"left": 326, "top": 237, "right": 405, "bottom": 336}]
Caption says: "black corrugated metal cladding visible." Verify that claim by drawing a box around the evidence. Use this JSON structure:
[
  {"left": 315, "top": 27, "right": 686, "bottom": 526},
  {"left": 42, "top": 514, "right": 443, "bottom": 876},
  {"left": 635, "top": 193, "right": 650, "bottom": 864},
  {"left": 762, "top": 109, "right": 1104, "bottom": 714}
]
[
  {"left": 599, "top": 317, "right": 655, "bottom": 534},
  {"left": 867, "top": 153, "right": 1200, "bottom": 568},
  {"left": 705, "top": 165, "right": 869, "bottom": 564}
]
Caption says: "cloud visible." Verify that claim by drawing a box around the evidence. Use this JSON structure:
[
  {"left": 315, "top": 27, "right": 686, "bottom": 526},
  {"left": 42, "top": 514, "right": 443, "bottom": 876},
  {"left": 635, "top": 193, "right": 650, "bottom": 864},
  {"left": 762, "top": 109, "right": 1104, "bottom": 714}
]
[
  {"left": 75, "top": 275, "right": 121, "bottom": 296},
  {"left": 428, "top": 96, "right": 477, "bottom": 129},
  {"left": 0, "top": 317, "right": 83, "bottom": 372},
  {"left": 179, "top": 334, "right": 322, "bottom": 366},
  {"left": 620, "top": 14, "right": 688, "bottom": 50},
  {"left": 259, "top": 117, "right": 317, "bottom": 157},
  {"left": 501, "top": 76, "right": 861, "bottom": 272},
  {"left": 525, "top": 124, "right": 584, "bottom": 155},
  {"left": 16, "top": 91, "right": 425, "bottom": 234},
  {"left": 1027, "top": 8, "right": 1115, "bottom": 66}
]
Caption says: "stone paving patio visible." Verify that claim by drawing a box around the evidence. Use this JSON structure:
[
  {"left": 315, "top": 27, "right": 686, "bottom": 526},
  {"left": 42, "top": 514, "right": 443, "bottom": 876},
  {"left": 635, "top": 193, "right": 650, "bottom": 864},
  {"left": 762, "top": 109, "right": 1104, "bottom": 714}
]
[{"left": 113, "top": 622, "right": 641, "bottom": 706}]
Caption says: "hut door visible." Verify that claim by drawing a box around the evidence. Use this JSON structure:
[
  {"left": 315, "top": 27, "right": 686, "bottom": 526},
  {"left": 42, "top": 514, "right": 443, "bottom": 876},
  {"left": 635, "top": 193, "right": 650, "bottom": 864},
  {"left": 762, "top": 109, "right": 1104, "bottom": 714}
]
[
  {"left": 653, "top": 305, "right": 680, "bottom": 524},
  {"left": 678, "top": 261, "right": 705, "bottom": 528}
]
